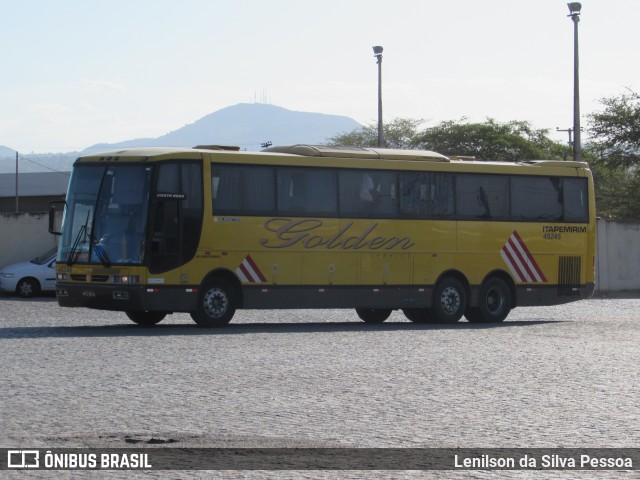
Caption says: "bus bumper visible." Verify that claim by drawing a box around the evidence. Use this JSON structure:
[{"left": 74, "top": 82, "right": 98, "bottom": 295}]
[{"left": 55, "top": 283, "right": 198, "bottom": 312}]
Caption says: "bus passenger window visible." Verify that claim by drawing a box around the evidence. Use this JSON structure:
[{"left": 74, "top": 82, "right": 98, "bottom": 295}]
[
  {"left": 457, "top": 174, "right": 508, "bottom": 221},
  {"left": 277, "top": 168, "right": 336, "bottom": 216},
  {"left": 511, "top": 176, "right": 563, "bottom": 221},
  {"left": 359, "top": 174, "right": 376, "bottom": 202},
  {"left": 339, "top": 170, "right": 397, "bottom": 218},
  {"left": 400, "top": 172, "right": 454, "bottom": 219},
  {"left": 563, "top": 178, "right": 589, "bottom": 222},
  {"left": 212, "top": 165, "right": 275, "bottom": 215}
]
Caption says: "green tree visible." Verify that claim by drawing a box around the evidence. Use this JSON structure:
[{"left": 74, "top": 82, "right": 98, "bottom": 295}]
[
  {"left": 329, "top": 117, "right": 570, "bottom": 161},
  {"left": 588, "top": 90, "right": 640, "bottom": 168},
  {"left": 588, "top": 155, "right": 640, "bottom": 220},
  {"left": 328, "top": 117, "right": 423, "bottom": 149},
  {"left": 587, "top": 90, "right": 640, "bottom": 220},
  {"left": 412, "top": 118, "right": 569, "bottom": 161}
]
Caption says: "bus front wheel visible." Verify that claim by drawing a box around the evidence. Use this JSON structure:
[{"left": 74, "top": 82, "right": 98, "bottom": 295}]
[
  {"left": 432, "top": 277, "right": 466, "bottom": 323},
  {"left": 191, "top": 279, "right": 236, "bottom": 327},
  {"left": 126, "top": 311, "right": 166, "bottom": 326},
  {"left": 356, "top": 308, "right": 391, "bottom": 324}
]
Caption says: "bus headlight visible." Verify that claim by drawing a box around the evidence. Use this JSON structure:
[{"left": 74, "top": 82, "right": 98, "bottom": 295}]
[
  {"left": 57, "top": 273, "right": 68, "bottom": 281},
  {"left": 113, "top": 275, "right": 140, "bottom": 284}
]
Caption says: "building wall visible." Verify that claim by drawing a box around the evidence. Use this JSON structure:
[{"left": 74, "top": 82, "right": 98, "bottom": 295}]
[
  {"left": 0, "top": 195, "right": 65, "bottom": 213},
  {"left": 596, "top": 220, "right": 640, "bottom": 292},
  {"left": 0, "top": 214, "right": 638, "bottom": 292},
  {"left": 0, "top": 213, "right": 57, "bottom": 268}
]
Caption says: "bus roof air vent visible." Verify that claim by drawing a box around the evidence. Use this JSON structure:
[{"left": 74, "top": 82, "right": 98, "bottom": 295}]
[
  {"left": 517, "top": 160, "right": 589, "bottom": 168},
  {"left": 194, "top": 145, "right": 241, "bottom": 151},
  {"left": 262, "top": 144, "right": 450, "bottom": 162}
]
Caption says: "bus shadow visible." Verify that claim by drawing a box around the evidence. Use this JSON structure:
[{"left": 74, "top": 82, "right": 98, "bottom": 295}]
[{"left": 0, "top": 320, "right": 566, "bottom": 339}]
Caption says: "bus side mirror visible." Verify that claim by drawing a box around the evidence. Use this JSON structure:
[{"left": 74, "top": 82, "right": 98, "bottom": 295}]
[{"left": 49, "top": 200, "right": 66, "bottom": 235}]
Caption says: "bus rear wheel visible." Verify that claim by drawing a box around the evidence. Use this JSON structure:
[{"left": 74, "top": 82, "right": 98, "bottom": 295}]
[
  {"left": 402, "top": 308, "right": 435, "bottom": 323},
  {"left": 432, "top": 277, "right": 466, "bottom": 323},
  {"left": 191, "top": 278, "right": 236, "bottom": 327},
  {"left": 126, "top": 311, "right": 166, "bottom": 326},
  {"left": 466, "top": 277, "right": 511, "bottom": 323},
  {"left": 356, "top": 308, "right": 391, "bottom": 324}
]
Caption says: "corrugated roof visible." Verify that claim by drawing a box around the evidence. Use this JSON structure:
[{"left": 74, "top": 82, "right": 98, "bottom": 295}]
[{"left": 0, "top": 171, "right": 70, "bottom": 197}]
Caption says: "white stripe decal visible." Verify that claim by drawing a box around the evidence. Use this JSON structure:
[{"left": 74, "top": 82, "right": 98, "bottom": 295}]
[
  {"left": 500, "top": 231, "right": 547, "bottom": 284},
  {"left": 500, "top": 249, "right": 524, "bottom": 282},
  {"left": 235, "top": 255, "right": 267, "bottom": 283}
]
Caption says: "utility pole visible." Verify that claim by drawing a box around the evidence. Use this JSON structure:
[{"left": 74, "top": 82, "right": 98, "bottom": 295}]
[
  {"left": 556, "top": 128, "right": 573, "bottom": 160},
  {"left": 373, "top": 46, "right": 384, "bottom": 148},
  {"left": 567, "top": 3, "right": 582, "bottom": 161},
  {"left": 556, "top": 127, "right": 573, "bottom": 148},
  {"left": 15, "top": 151, "right": 19, "bottom": 213}
]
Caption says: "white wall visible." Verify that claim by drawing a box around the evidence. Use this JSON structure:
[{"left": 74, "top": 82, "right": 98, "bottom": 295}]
[
  {"left": 596, "top": 220, "right": 640, "bottom": 292},
  {"left": 0, "top": 213, "right": 57, "bottom": 268}
]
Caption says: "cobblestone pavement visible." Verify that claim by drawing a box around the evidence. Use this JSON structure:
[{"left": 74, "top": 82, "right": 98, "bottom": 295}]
[{"left": 1, "top": 294, "right": 638, "bottom": 479}]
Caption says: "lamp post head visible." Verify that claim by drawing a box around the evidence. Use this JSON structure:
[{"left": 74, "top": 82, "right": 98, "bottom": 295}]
[
  {"left": 567, "top": 2, "right": 581, "bottom": 18},
  {"left": 373, "top": 45, "right": 383, "bottom": 65}
]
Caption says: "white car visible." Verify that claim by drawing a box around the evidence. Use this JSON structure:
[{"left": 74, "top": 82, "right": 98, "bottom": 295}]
[{"left": 0, "top": 248, "right": 57, "bottom": 298}]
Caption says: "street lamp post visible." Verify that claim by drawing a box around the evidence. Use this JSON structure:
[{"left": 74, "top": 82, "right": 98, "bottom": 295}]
[
  {"left": 373, "top": 46, "right": 384, "bottom": 148},
  {"left": 567, "top": 2, "right": 582, "bottom": 162}
]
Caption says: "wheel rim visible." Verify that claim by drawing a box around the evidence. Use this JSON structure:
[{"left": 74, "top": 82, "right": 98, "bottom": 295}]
[
  {"left": 18, "top": 281, "right": 33, "bottom": 297},
  {"left": 486, "top": 287, "right": 503, "bottom": 313},
  {"left": 203, "top": 287, "right": 228, "bottom": 318},
  {"left": 440, "top": 286, "right": 461, "bottom": 315}
]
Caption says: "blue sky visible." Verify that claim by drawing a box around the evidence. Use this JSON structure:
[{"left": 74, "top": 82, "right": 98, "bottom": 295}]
[{"left": 2, "top": 0, "right": 638, "bottom": 152}]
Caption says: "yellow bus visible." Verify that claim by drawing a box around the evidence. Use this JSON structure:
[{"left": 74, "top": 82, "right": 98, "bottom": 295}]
[{"left": 50, "top": 144, "right": 596, "bottom": 327}]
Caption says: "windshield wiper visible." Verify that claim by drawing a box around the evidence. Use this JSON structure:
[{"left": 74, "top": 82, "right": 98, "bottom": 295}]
[
  {"left": 67, "top": 224, "right": 88, "bottom": 266},
  {"left": 66, "top": 211, "right": 111, "bottom": 267},
  {"left": 90, "top": 233, "right": 111, "bottom": 267}
]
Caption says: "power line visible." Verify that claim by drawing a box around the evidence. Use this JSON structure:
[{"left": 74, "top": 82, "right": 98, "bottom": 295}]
[{"left": 17, "top": 153, "right": 71, "bottom": 177}]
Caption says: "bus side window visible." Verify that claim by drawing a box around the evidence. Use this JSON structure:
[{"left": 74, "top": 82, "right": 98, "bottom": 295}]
[
  {"left": 457, "top": 174, "right": 508, "bottom": 221},
  {"left": 212, "top": 164, "right": 275, "bottom": 215},
  {"left": 339, "top": 170, "right": 397, "bottom": 218},
  {"left": 511, "top": 176, "right": 563, "bottom": 221},
  {"left": 277, "top": 168, "right": 336, "bottom": 216},
  {"left": 563, "top": 178, "right": 589, "bottom": 222},
  {"left": 400, "top": 172, "right": 454, "bottom": 219}
]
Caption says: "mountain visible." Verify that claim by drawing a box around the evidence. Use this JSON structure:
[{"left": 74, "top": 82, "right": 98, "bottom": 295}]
[
  {"left": 0, "top": 104, "right": 362, "bottom": 173},
  {"left": 0, "top": 146, "right": 16, "bottom": 157},
  {"left": 82, "top": 103, "right": 362, "bottom": 154}
]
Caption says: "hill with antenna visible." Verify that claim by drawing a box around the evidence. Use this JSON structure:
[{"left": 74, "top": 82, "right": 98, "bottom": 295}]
[
  {"left": 0, "top": 103, "right": 362, "bottom": 173},
  {"left": 82, "top": 103, "right": 362, "bottom": 154}
]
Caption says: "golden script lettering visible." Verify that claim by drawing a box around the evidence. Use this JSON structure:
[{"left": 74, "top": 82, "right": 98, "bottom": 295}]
[{"left": 259, "top": 218, "right": 415, "bottom": 250}]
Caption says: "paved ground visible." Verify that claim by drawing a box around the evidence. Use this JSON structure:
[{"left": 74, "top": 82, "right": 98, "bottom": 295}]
[{"left": 1, "top": 294, "right": 638, "bottom": 479}]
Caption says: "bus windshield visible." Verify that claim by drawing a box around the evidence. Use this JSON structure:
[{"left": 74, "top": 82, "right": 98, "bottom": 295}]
[{"left": 58, "top": 164, "right": 153, "bottom": 265}]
